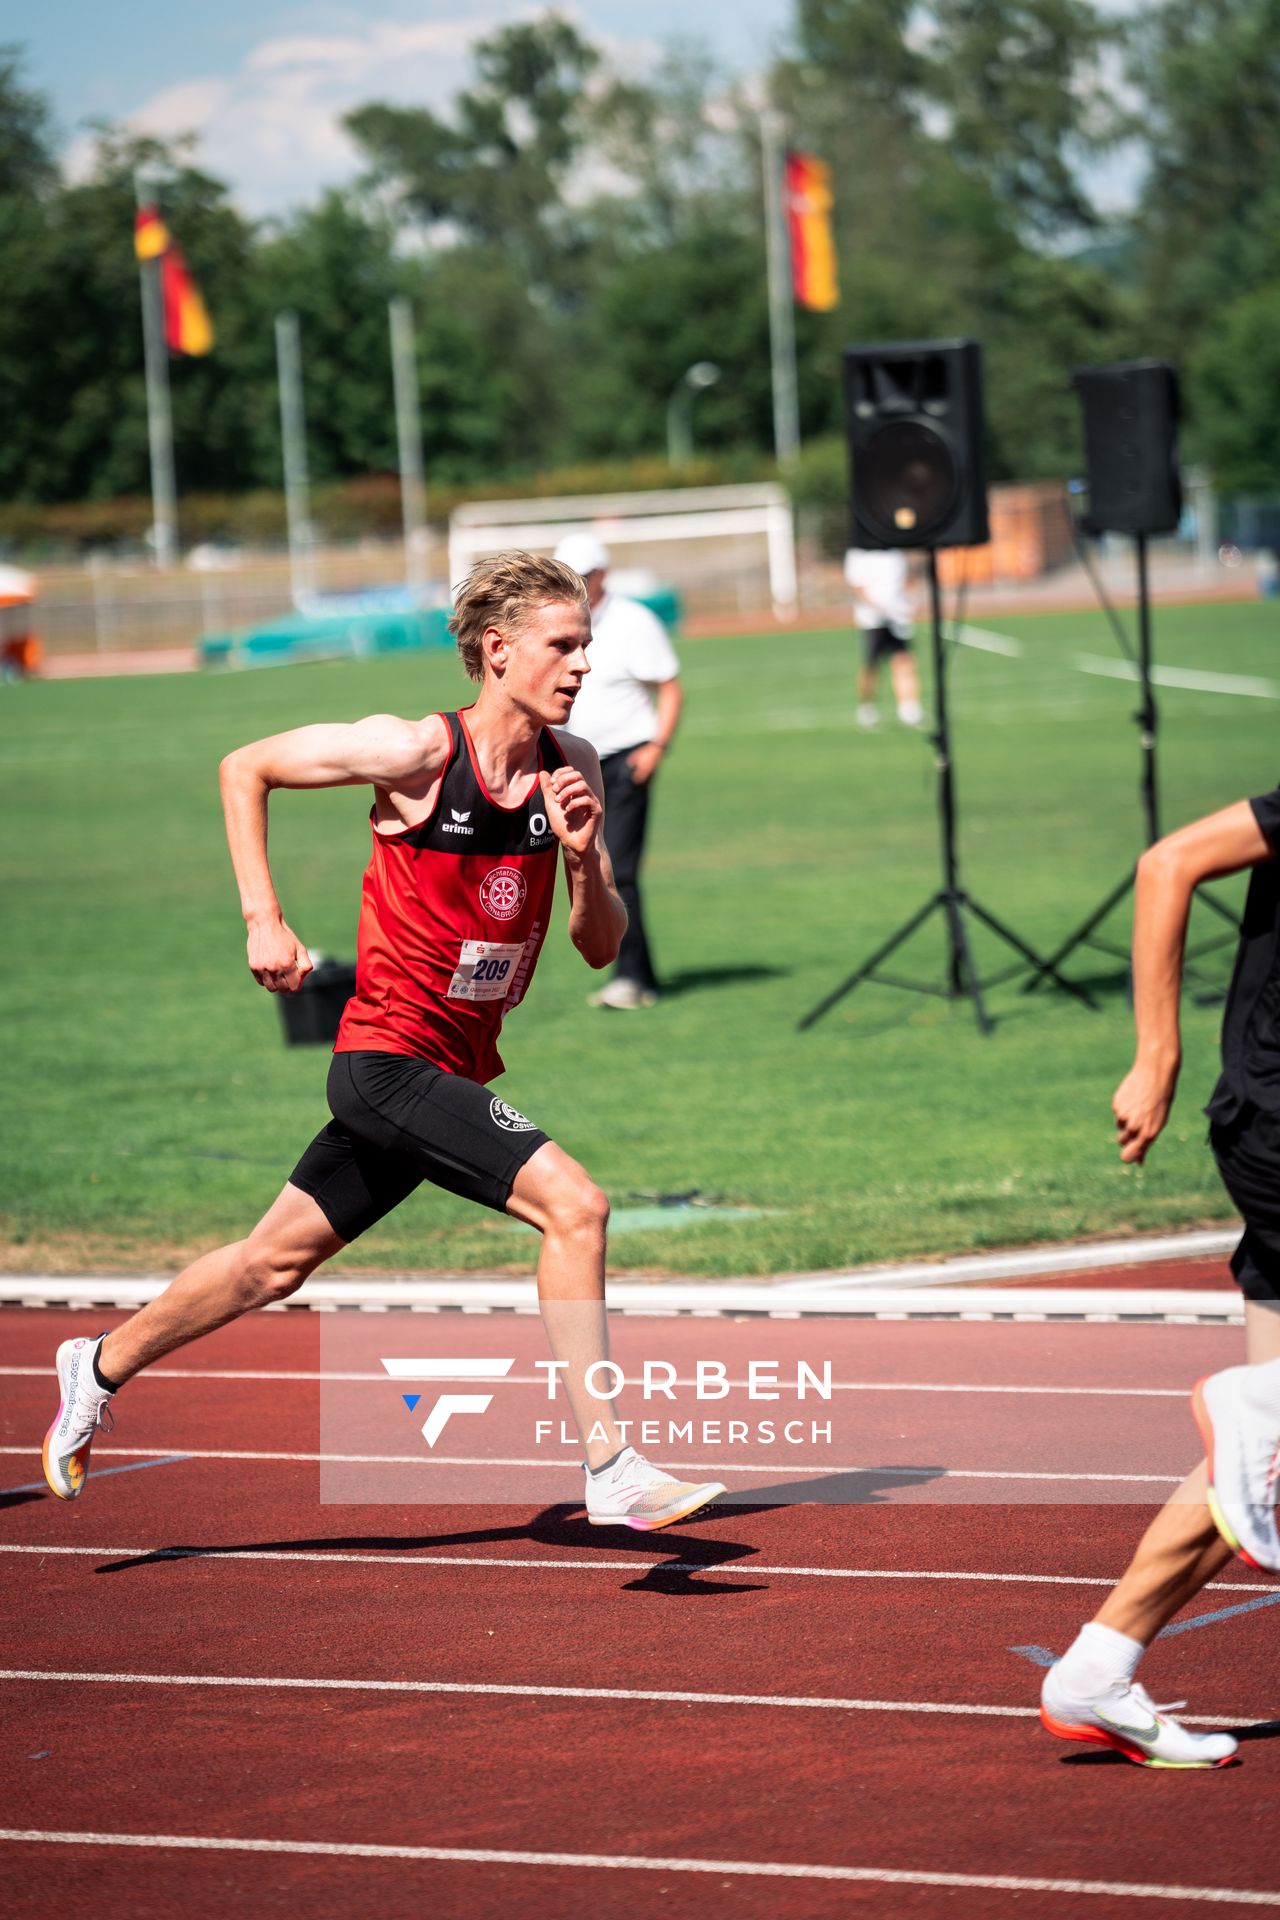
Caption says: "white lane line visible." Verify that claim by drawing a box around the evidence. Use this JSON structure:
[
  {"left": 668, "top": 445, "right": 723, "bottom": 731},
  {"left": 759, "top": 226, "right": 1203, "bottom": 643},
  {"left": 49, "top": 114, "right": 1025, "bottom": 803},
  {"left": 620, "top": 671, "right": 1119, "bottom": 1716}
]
[
  {"left": 0, "top": 1664, "right": 1039, "bottom": 1714},
  {"left": 0, "top": 1444, "right": 1184, "bottom": 1484},
  {"left": 1, "top": 1833, "right": 1277, "bottom": 1906},
  {"left": 1074, "top": 655, "right": 1280, "bottom": 700},
  {"left": 0, "top": 1442, "right": 1186, "bottom": 1484},
  {"left": 1, "top": 1542, "right": 1270, "bottom": 1594},
  {"left": 0, "top": 1367, "right": 1191, "bottom": 1396},
  {"left": 0, "top": 1667, "right": 1265, "bottom": 1729}
]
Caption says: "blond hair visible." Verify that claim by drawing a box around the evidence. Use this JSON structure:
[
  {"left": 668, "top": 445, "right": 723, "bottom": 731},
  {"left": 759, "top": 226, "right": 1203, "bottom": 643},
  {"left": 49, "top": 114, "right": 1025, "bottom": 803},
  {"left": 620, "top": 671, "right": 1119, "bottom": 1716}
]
[{"left": 450, "top": 550, "right": 588, "bottom": 683}]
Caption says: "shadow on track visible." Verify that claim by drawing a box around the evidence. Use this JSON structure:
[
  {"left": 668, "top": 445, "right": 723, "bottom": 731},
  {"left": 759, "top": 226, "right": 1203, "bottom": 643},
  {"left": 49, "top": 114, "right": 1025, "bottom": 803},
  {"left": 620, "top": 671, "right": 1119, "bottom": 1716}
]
[
  {"left": 91, "top": 1502, "right": 764, "bottom": 1595},
  {"left": 88, "top": 1466, "right": 944, "bottom": 1592},
  {"left": 1058, "top": 1719, "right": 1280, "bottom": 1765}
]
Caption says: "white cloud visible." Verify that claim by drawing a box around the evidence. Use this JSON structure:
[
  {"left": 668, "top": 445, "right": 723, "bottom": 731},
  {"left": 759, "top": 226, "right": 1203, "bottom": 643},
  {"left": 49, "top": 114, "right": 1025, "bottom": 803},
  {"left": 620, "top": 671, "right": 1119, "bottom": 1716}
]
[{"left": 74, "top": 14, "right": 506, "bottom": 218}]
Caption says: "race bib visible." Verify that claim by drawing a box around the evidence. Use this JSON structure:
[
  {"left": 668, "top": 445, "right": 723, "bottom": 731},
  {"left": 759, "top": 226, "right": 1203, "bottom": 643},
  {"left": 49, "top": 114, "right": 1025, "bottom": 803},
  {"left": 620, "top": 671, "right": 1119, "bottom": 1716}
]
[{"left": 446, "top": 939, "right": 527, "bottom": 1002}]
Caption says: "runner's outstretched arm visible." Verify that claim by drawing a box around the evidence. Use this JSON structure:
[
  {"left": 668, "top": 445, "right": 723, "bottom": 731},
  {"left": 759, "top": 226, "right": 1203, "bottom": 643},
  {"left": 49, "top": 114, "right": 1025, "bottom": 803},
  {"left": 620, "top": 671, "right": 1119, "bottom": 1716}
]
[
  {"left": 1113, "top": 800, "right": 1274, "bottom": 1165},
  {"left": 219, "top": 713, "right": 448, "bottom": 995},
  {"left": 541, "top": 737, "right": 627, "bottom": 969}
]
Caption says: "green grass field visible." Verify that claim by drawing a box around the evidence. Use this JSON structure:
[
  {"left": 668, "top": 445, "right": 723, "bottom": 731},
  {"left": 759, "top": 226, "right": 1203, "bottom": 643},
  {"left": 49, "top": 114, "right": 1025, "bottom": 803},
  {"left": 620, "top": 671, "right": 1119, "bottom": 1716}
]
[{"left": 2, "top": 598, "right": 1276, "bottom": 1277}]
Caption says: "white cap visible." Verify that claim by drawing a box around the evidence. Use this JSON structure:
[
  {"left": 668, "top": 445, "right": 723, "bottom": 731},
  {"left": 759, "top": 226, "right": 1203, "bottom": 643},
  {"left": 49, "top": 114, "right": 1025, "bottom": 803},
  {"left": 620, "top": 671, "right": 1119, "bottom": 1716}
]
[{"left": 554, "top": 531, "right": 610, "bottom": 578}]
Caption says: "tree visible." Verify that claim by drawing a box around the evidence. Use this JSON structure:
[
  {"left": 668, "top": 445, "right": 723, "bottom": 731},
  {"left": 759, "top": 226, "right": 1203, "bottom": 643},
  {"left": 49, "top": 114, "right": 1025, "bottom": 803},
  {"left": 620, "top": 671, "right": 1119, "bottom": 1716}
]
[
  {"left": 928, "top": 1, "right": 1122, "bottom": 239},
  {"left": 0, "top": 44, "right": 57, "bottom": 196},
  {"left": 1193, "top": 282, "right": 1280, "bottom": 492},
  {"left": 345, "top": 16, "right": 599, "bottom": 300},
  {"left": 1131, "top": 0, "right": 1280, "bottom": 357}
]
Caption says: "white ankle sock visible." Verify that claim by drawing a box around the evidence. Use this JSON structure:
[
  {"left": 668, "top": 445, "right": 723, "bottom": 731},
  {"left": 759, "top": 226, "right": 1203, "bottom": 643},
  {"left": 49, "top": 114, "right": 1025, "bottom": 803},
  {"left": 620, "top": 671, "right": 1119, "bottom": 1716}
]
[{"left": 1055, "top": 1621, "right": 1143, "bottom": 1698}]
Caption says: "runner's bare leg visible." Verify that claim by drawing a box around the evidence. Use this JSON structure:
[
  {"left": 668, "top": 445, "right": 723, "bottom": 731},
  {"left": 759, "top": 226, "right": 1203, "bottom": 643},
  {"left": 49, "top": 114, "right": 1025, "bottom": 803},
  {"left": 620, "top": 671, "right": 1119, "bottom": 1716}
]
[
  {"left": 1093, "top": 1300, "right": 1280, "bottom": 1642},
  {"left": 507, "top": 1140, "right": 623, "bottom": 1467},
  {"left": 97, "top": 1186, "right": 344, "bottom": 1386}
]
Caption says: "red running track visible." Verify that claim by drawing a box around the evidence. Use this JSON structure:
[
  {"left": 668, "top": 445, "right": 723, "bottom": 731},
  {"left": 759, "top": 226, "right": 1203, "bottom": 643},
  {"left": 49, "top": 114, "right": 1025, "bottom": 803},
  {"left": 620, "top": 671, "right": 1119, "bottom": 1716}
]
[{"left": 2, "top": 1305, "right": 1278, "bottom": 1919}]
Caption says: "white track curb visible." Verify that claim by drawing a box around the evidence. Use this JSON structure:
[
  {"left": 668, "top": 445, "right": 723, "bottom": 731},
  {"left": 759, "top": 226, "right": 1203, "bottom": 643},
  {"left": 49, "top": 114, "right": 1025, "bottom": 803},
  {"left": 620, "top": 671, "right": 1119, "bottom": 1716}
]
[{"left": 0, "top": 1278, "right": 1242, "bottom": 1323}]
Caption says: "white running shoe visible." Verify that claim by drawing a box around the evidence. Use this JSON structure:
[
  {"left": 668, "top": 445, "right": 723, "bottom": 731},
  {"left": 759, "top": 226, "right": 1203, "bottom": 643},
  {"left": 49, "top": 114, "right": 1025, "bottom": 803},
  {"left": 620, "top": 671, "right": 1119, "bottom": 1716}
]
[
  {"left": 42, "top": 1334, "right": 116, "bottom": 1501},
  {"left": 856, "top": 703, "right": 881, "bottom": 731},
  {"left": 584, "top": 1446, "right": 725, "bottom": 1531},
  {"left": 588, "top": 978, "right": 658, "bottom": 1011},
  {"left": 1193, "top": 1364, "right": 1280, "bottom": 1575},
  {"left": 897, "top": 699, "right": 926, "bottom": 728},
  {"left": 1040, "top": 1666, "right": 1238, "bottom": 1769}
]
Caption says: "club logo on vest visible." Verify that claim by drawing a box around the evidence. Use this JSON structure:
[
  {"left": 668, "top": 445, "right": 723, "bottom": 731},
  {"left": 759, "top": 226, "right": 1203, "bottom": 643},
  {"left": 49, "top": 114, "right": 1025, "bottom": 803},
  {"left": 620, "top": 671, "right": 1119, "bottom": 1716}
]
[
  {"left": 480, "top": 865, "right": 527, "bottom": 920},
  {"left": 490, "top": 1097, "right": 536, "bottom": 1133},
  {"left": 443, "top": 806, "right": 474, "bottom": 836}
]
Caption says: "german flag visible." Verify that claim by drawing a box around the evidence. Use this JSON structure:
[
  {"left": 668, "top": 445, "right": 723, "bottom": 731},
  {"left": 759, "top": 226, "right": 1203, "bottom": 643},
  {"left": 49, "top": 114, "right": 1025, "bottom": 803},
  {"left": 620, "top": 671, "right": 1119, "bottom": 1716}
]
[
  {"left": 161, "top": 243, "right": 214, "bottom": 356},
  {"left": 784, "top": 152, "right": 839, "bottom": 312},
  {"left": 133, "top": 204, "right": 170, "bottom": 262},
  {"left": 134, "top": 204, "right": 215, "bottom": 356}
]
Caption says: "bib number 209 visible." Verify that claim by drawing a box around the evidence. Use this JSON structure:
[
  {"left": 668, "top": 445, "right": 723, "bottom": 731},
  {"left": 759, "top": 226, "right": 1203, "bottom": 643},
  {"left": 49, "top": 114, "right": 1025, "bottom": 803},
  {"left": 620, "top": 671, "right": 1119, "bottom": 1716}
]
[{"left": 447, "top": 939, "right": 527, "bottom": 1002}]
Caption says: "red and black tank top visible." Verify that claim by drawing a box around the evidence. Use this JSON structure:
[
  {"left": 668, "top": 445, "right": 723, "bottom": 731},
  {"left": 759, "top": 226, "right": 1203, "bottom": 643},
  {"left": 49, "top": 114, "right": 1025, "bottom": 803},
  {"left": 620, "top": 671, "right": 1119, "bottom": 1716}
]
[{"left": 334, "top": 710, "right": 566, "bottom": 1082}]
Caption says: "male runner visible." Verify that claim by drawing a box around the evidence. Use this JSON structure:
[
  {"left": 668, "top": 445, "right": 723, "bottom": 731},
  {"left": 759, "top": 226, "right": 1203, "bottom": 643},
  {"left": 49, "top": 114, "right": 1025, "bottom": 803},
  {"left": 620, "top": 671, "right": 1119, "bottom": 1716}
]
[
  {"left": 1039, "top": 791, "right": 1280, "bottom": 1767},
  {"left": 42, "top": 550, "right": 724, "bottom": 1532}
]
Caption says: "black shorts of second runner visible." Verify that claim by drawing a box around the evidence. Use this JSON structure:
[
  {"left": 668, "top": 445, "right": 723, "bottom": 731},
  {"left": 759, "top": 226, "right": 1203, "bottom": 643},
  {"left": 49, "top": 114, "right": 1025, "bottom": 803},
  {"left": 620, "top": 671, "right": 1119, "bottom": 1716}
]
[
  {"left": 288, "top": 1051, "right": 550, "bottom": 1243},
  {"left": 862, "top": 624, "right": 911, "bottom": 667},
  {"left": 1210, "top": 1103, "right": 1280, "bottom": 1304}
]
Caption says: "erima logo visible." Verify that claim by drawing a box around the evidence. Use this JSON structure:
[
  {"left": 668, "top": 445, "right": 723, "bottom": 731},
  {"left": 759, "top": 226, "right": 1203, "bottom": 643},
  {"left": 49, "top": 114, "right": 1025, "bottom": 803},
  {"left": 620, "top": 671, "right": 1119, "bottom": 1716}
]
[
  {"left": 381, "top": 1357, "right": 515, "bottom": 1446},
  {"left": 443, "top": 807, "right": 474, "bottom": 837}
]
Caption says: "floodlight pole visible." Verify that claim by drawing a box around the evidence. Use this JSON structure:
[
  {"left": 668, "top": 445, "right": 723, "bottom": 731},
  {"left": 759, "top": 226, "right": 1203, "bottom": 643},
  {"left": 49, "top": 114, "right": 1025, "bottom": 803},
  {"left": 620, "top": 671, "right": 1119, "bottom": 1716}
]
[
  {"left": 760, "top": 109, "right": 800, "bottom": 469},
  {"left": 799, "top": 551, "right": 1095, "bottom": 1034},
  {"left": 275, "top": 311, "right": 315, "bottom": 604},
  {"left": 667, "top": 361, "right": 721, "bottom": 466},
  {"left": 135, "top": 174, "right": 178, "bottom": 570},
  {"left": 389, "top": 297, "right": 428, "bottom": 594}
]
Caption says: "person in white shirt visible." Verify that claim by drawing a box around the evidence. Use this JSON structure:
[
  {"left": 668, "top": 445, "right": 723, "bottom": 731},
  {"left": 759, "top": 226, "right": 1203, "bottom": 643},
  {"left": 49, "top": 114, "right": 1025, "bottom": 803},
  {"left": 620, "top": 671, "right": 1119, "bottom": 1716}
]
[
  {"left": 844, "top": 547, "right": 925, "bottom": 731},
  {"left": 554, "top": 532, "right": 682, "bottom": 1010}
]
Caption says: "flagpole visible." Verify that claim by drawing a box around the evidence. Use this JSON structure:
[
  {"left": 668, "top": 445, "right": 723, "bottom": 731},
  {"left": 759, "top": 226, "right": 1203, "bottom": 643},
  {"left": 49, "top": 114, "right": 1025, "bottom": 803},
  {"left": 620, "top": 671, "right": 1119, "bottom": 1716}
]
[
  {"left": 135, "top": 176, "right": 178, "bottom": 569},
  {"left": 760, "top": 109, "right": 800, "bottom": 469},
  {"left": 389, "top": 297, "right": 428, "bottom": 595},
  {"left": 275, "top": 311, "right": 315, "bottom": 604}
]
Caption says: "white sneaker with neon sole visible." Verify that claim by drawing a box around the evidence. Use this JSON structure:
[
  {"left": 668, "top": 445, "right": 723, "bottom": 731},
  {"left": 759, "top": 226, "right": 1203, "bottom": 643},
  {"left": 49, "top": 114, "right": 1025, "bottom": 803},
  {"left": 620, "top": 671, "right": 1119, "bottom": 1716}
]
[
  {"left": 42, "top": 1335, "right": 116, "bottom": 1501},
  {"left": 1040, "top": 1667, "right": 1238, "bottom": 1769},
  {"left": 585, "top": 1447, "right": 725, "bottom": 1531},
  {"left": 1192, "top": 1363, "right": 1280, "bottom": 1575}
]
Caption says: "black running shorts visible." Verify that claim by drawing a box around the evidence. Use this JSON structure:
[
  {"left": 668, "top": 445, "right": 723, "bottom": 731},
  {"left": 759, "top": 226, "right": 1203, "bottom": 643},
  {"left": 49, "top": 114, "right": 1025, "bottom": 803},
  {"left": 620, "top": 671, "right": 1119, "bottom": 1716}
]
[
  {"left": 862, "top": 624, "right": 910, "bottom": 667},
  {"left": 1210, "top": 1104, "right": 1280, "bottom": 1304},
  {"left": 288, "top": 1051, "right": 550, "bottom": 1243}
]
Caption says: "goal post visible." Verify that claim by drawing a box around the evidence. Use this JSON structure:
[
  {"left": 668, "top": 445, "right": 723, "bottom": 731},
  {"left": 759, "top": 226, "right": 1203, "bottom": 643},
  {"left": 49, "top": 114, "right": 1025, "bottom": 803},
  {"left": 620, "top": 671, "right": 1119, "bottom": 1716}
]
[{"left": 448, "top": 484, "right": 797, "bottom": 622}]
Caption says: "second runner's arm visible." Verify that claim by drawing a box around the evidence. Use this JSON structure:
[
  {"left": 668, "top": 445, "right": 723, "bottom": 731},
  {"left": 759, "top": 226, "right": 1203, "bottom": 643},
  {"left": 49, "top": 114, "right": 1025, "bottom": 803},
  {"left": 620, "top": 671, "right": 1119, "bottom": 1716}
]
[
  {"left": 218, "top": 714, "right": 447, "bottom": 994},
  {"left": 1113, "top": 800, "right": 1274, "bottom": 1163}
]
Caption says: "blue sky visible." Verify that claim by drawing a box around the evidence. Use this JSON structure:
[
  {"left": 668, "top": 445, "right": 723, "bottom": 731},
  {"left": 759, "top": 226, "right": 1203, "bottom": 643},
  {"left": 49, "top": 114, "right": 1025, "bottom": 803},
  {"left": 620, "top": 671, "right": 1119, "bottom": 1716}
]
[{"left": 13, "top": 1, "right": 796, "bottom": 217}]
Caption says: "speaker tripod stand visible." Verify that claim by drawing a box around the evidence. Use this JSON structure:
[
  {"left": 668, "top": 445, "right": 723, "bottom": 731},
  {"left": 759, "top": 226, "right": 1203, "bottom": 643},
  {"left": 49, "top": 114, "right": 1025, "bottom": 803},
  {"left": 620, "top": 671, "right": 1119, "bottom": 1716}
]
[
  {"left": 1024, "top": 531, "right": 1238, "bottom": 991},
  {"left": 799, "top": 552, "right": 1095, "bottom": 1036}
]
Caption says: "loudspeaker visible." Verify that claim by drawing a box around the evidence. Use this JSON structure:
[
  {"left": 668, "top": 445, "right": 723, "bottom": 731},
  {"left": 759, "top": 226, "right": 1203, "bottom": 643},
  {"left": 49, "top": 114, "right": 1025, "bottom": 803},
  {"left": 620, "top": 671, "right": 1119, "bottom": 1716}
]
[
  {"left": 844, "top": 339, "right": 989, "bottom": 550},
  {"left": 1071, "top": 360, "right": 1182, "bottom": 537}
]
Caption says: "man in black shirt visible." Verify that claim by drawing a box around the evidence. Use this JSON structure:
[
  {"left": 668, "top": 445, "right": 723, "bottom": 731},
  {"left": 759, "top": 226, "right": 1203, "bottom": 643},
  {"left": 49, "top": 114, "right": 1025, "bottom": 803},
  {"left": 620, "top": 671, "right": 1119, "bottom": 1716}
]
[{"left": 1039, "top": 789, "right": 1280, "bottom": 1769}]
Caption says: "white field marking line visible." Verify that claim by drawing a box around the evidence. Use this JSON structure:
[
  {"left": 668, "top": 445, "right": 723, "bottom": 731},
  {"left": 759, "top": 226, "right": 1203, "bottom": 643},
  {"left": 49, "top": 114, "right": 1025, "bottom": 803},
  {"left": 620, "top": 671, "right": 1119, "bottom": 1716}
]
[
  {"left": 0, "top": 1668, "right": 1268, "bottom": 1730},
  {"left": 954, "top": 624, "right": 1025, "bottom": 657},
  {"left": 1, "top": 1542, "right": 1271, "bottom": 1595},
  {"left": 0, "top": 1366, "right": 1192, "bottom": 1396},
  {"left": 0, "top": 1444, "right": 1185, "bottom": 1483},
  {"left": 1074, "top": 654, "right": 1280, "bottom": 700},
  {"left": 2, "top": 1834, "right": 1278, "bottom": 1907}
]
